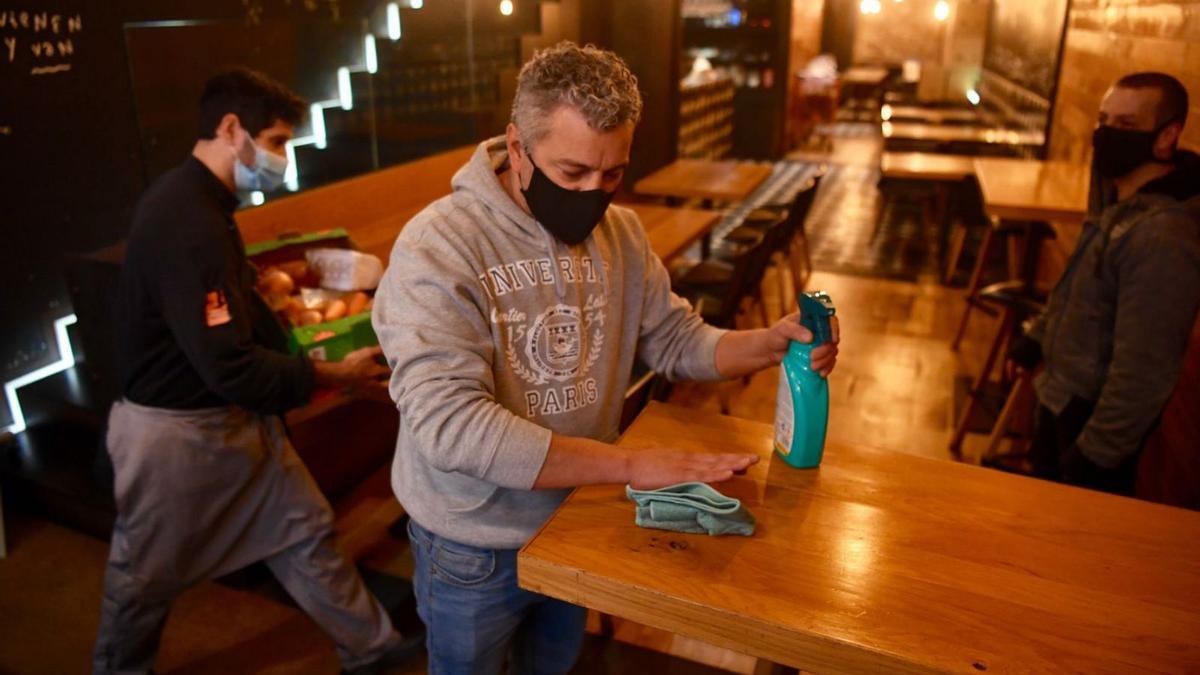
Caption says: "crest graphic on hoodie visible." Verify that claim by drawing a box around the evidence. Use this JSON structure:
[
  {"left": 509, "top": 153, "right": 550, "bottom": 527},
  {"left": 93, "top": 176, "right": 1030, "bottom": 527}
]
[{"left": 506, "top": 299, "right": 606, "bottom": 387}]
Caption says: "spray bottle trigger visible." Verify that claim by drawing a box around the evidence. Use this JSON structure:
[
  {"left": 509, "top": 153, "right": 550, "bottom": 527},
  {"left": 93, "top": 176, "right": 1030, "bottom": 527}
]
[{"left": 798, "top": 291, "right": 836, "bottom": 347}]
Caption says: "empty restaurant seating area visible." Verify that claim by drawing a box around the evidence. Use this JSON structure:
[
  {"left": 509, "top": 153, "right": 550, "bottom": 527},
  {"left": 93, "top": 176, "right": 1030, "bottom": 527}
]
[{"left": 2, "top": 0, "right": 1198, "bottom": 673}]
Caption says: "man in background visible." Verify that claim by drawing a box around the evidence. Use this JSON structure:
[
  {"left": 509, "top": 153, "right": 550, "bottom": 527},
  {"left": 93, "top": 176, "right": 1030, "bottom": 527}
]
[
  {"left": 94, "top": 68, "right": 420, "bottom": 675},
  {"left": 1008, "top": 72, "right": 1200, "bottom": 495}
]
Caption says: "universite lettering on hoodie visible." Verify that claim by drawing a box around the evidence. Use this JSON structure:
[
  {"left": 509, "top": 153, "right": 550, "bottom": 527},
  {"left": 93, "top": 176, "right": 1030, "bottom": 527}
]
[{"left": 372, "top": 136, "right": 728, "bottom": 549}]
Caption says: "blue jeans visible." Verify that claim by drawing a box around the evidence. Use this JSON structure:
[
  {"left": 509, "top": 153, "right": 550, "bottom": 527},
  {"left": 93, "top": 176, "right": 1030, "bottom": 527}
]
[{"left": 407, "top": 519, "right": 587, "bottom": 675}]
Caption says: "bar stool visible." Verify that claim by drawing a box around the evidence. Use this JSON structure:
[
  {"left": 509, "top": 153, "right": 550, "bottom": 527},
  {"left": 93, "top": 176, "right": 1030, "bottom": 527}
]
[
  {"left": 948, "top": 280, "right": 1048, "bottom": 459},
  {"left": 981, "top": 368, "right": 1037, "bottom": 463},
  {"left": 674, "top": 227, "right": 773, "bottom": 330},
  {"left": 785, "top": 175, "right": 822, "bottom": 294},
  {"left": 951, "top": 218, "right": 1055, "bottom": 351},
  {"left": 674, "top": 230, "right": 774, "bottom": 414},
  {"left": 720, "top": 175, "right": 822, "bottom": 315},
  {"left": 719, "top": 211, "right": 793, "bottom": 324}
]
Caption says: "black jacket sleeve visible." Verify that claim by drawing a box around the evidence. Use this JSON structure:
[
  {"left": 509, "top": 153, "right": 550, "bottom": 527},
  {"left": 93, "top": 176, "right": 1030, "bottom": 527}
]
[{"left": 154, "top": 226, "right": 315, "bottom": 414}]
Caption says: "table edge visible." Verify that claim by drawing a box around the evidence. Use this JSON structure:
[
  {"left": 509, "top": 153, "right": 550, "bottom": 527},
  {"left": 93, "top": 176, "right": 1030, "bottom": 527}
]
[{"left": 516, "top": 549, "right": 940, "bottom": 675}]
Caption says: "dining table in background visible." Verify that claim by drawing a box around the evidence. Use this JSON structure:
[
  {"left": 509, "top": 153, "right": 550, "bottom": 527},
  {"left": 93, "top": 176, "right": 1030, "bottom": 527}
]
[
  {"left": 634, "top": 158, "right": 774, "bottom": 206},
  {"left": 622, "top": 202, "right": 722, "bottom": 265}
]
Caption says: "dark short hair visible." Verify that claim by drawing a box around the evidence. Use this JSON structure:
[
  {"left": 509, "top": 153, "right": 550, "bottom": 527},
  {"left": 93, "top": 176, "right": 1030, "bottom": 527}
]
[
  {"left": 1115, "top": 72, "right": 1189, "bottom": 128},
  {"left": 197, "top": 68, "right": 306, "bottom": 140}
]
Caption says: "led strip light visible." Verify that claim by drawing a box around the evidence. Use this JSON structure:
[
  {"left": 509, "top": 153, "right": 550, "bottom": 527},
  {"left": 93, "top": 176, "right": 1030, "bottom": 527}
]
[
  {"left": 3, "top": 314, "right": 78, "bottom": 437},
  {"left": 282, "top": 0, "right": 414, "bottom": 194},
  {"left": 4, "top": 4, "right": 426, "bottom": 436}
]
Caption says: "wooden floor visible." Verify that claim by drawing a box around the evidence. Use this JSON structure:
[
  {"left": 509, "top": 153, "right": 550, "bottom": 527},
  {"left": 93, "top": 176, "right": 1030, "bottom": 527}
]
[{"left": 0, "top": 130, "right": 1004, "bottom": 674}]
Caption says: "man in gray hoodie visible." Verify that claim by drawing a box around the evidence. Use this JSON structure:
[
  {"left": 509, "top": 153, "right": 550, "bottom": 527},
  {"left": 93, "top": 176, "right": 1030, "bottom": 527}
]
[
  {"left": 373, "top": 42, "right": 838, "bottom": 674},
  {"left": 1006, "top": 72, "right": 1200, "bottom": 495}
]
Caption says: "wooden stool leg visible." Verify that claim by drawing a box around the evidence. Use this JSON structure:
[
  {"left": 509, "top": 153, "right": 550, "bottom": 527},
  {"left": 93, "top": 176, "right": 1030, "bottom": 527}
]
[
  {"left": 951, "top": 225, "right": 996, "bottom": 351},
  {"left": 944, "top": 222, "right": 968, "bottom": 285},
  {"left": 949, "top": 309, "right": 1013, "bottom": 458},
  {"left": 757, "top": 287, "right": 771, "bottom": 327},
  {"left": 983, "top": 371, "right": 1033, "bottom": 462},
  {"left": 1006, "top": 231, "right": 1022, "bottom": 281},
  {"left": 776, "top": 253, "right": 794, "bottom": 315},
  {"left": 789, "top": 237, "right": 809, "bottom": 295},
  {"left": 599, "top": 612, "right": 616, "bottom": 638},
  {"left": 799, "top": 228, "right": 812, "bottom": 283}
]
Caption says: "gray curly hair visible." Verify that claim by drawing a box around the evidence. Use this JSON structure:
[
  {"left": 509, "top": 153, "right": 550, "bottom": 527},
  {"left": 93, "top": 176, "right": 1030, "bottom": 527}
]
[{"left": 511, "top": 41, "right": 643, "bottom": 150}]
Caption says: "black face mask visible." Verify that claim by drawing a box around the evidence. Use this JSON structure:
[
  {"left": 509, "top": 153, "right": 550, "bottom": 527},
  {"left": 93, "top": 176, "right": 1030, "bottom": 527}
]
[
  {"left": 520, "top": 155, "right": 615, "bottom": 246},
  {"left": 1092, "top": 124, "right": 1164, "bottom": 179}
]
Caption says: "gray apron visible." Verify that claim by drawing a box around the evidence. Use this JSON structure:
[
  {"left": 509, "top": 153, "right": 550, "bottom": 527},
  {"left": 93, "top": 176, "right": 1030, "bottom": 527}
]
[{"left": 93, "top": 399, "right": 400, "bottom": 674}]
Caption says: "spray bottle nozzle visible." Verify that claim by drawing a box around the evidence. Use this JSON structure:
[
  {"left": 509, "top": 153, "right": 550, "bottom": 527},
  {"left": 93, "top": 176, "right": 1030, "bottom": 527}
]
[{"left": 798, "top": 291, "right": 836, "bottom": 347}]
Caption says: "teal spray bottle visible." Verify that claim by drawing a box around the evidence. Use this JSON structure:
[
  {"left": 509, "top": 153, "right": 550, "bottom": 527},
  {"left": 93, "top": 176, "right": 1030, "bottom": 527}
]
[{"left": 773, "top": 291, "right": 836, "bottom": 468}]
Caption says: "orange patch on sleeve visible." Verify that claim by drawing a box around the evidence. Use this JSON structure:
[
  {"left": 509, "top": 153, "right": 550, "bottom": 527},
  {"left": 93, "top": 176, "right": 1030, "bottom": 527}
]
[{"left": 205, "top": 290, "right": 232, "bottom": 327}]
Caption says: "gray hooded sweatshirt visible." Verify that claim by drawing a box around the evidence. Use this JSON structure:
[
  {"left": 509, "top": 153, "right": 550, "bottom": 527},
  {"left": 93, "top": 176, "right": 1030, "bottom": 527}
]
[{"left": 373, "top": 137, "right": 727, "bottom": 549}]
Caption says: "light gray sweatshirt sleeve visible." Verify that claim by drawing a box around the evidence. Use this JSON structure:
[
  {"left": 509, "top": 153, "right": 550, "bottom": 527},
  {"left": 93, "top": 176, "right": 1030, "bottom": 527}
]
[
  {"left": 373, "top": 220, "right": 552, "bottom": 490},
  {"left": 1076, "top": 215, "right": 1200, "bottom": 467},
  {"left": 631, "top": 221, "right": 729, "bottom": 382}
]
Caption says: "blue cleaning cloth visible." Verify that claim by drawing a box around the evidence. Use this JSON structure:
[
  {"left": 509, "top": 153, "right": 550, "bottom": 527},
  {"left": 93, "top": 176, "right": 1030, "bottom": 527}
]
[{"left": 625, "top": 482, "right": 756, "bottom": 536}]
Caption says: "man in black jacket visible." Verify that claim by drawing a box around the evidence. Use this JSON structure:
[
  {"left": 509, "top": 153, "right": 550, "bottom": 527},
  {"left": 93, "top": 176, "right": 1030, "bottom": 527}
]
[
  {"left": 1007, "top": 72, "right": 1200, "bottom": 495},
  {"left": 93, "top": 69, "right": 420, "bottom": 675}
]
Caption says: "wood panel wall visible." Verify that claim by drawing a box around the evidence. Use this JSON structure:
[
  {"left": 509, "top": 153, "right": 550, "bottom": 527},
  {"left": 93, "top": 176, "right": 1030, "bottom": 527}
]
[
  {"left": 850, "top": 0, "right": 989, "bottom": 101},
  {"left": 1048, "top": 0, "right": 1200, "bottom": 163}
]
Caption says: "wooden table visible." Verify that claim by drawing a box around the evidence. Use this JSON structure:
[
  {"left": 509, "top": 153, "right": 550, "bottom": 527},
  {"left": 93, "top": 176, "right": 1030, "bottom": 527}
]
[
  {"left": 973, "top": 157, "right": 1089, "bottom": 224},
  {"left": 882, "top": 122, "right": 1045, "bottom": 147},
  {"left": 881, "top": 105, "right": 979, "bottom": 125},
  {"left": 622, "top": 203, "right": 720, "bottom": 263},
  {"left": 840, "top": 67, "right": 890, "bottom": 120},
  {"left": 634, "top": 159, "right": 773, "bottom": 204},
  {"left": 840, "top": 66, "right": 889, "bottom": 87},
  {"left": 519, "top": 402, "right": 1200, "bottom": 674},
  {"left": 879, "top": 152, "right": 977, "bottom": 260},
  {"left": 880, "top": 152, "right": 976, "bottom": 181}
]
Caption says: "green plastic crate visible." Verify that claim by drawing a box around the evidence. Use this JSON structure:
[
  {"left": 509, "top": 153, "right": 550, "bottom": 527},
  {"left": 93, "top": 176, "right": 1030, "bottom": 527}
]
[{"left": 288, "top": 310, "right": 378, "bottom": 362}]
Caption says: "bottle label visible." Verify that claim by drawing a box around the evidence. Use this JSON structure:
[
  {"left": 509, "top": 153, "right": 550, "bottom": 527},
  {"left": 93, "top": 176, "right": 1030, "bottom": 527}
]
[{"left": 774, "top": 368, "right": 794, "bottom": 456}]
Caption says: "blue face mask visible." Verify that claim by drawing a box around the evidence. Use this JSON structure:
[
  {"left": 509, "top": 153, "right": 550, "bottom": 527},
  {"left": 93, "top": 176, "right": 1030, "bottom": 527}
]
[{"left": 234, "top": 137, "right": 288, "bottom": 192}]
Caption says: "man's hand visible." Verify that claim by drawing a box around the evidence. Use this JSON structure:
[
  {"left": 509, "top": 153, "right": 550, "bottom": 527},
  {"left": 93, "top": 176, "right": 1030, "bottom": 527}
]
[
  {"left": 715, "top": 312, "right": 840, "bottom": 379},
  {"left": 628, "top": 447, "right": 759, "bottom": 490},
  {"left": 313, "top": 345, "right": 390, "bottom": 389},
  {"left": 1003, "top": 334, "right": 1043, "bottom": 382}
]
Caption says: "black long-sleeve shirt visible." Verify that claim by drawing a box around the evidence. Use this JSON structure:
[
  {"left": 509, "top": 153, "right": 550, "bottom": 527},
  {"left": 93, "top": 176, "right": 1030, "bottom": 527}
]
[{"left": 117, "top": 157, "right": 314, "bottom": 414}]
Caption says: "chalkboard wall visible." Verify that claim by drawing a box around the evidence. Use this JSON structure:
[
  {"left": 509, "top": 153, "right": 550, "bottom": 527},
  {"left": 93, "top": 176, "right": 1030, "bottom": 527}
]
[
  {"left": 0, "top": 0, "right": 538, "bottom": 427},
  {"left": 983, "top": 0, "right": 1069, "bottom": 100}
]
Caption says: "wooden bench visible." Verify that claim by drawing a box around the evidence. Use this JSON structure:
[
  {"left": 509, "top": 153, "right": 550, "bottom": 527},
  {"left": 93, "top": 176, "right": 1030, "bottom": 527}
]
[{"left": 1138, "top": 314, "right": 1200, "bottom": 510}]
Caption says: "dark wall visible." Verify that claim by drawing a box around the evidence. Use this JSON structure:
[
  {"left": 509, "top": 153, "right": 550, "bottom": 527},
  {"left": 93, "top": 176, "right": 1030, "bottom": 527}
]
[
  {"left": 601, "top": 0, "right": 682, "bottom": 184},
  {"left": 0, "top": 0, "right": 541, "bottom": 427},
  {"left": 2, "top": 1, "right": 381, "bottom": 410},
  {"left": 820, "top": 0, "right": 855, "bottom": 70},
  {"left": 3, "top": 1, "right": 145, "bottom": 395}
]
